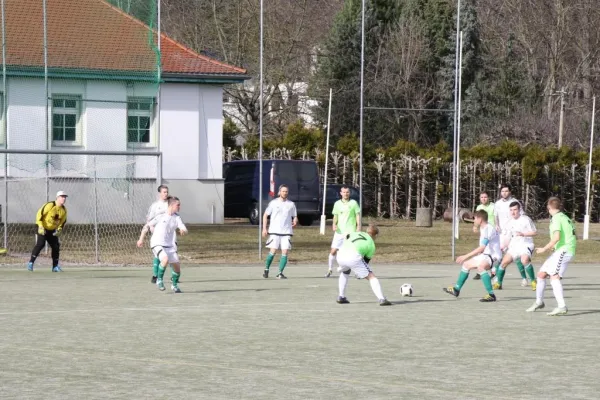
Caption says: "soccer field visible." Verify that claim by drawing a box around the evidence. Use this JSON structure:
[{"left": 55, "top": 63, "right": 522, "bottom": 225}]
[{"left": 1, "top": 264, "right": 599, "bottom": 399}]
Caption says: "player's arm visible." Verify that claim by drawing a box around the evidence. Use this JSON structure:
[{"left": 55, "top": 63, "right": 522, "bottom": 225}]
[
  {"left": 262, "top": 205, "right": 271, "bottom": 237},
  {"left": 137, "top": 217, "right": 158, "bottom": 246},
  {"left": 291, "top": 204, "right": 298, "bottom": 227},
  {"left": 457, "top": 237, "right": 487, "bottom": 263},
  {"left": 35, "top": 202, "right": 52, "bottom": 234},
  {"left": 176, "top": 216, "right": 188, "bottom": 235},
  {"left": 332, "top": 202, "right": 339, "bottom": 231},
  {"left": 354, "top": 202, "right": 361, "bottom": 231},
  {"left": 536, "top": 230, "right": 560, "bottom": 254},
  {"left": 494, "top": 204, "right": 501, "bottom": 231}
]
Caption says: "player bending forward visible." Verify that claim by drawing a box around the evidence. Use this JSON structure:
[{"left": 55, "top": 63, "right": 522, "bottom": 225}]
[
  {"left": 137, "top": 197, "right": 187, "bottom": 293},
  {"left": 444, "top": 210, "right": 502, "bottom": 302},
  {"left": 326, "top": 185, "right": 361, "bottom": 278},
  {"left": 493, "top": 201, "right": 537, "bottom": 290},
  {"left": 262, "top": 184, "right": 297, "bottom": 279},
  {"left": 336, "top": 224, "right": 392, "bottom": 306},
  {"left": 526, "top": 197, "right": 576, "bottom": 316},
  {"left": 146, "top": 185, "right": 169, "bottom": 283}
]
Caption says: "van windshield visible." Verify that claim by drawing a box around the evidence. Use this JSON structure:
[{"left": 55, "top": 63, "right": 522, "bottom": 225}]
[{"left": 276, "top": 162, "right": 317, "bottom": 182}]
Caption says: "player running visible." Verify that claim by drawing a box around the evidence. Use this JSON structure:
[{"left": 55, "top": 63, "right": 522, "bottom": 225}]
[
  {"left": 526, "top": 197, "right": 576, "bottom": 316},
  {"left": 493, "top": 201, "right": 537, "bottom": 290},
  {"left": 494, "top": 184, "right": 529, "bottom": 286},
  {"left": 472, "top": 191, "right": 496, "bottom": 280},
  {"left": 444, "top": 210, "right": 502, "bottom": 302},
  {"left": 262, "top": 184, "right": 298, "bottom": 279},
  {"left": 325, "top": 185, "right": 361, "bottom": 278},
  {"left": 335, "top": 224, "right": 391, "bottom": 306},
  {"left": 137, "top": 196, "right": 187, "bottom": 293},
  {"left": 146, "top": 185, "right": 169, "bottom": 283}
]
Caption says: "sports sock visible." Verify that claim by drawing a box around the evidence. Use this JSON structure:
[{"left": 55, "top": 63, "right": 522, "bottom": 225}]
[
  {"left": 171, "top": 270, "right": 180, "bottom": 287},
  {"left": 265, "top": 253, "right": 275, "bottom": 271},
  {"left": 328, "top": 254, "right": 335, "bottom": 271},
  {"left": 152, "top": 257, "right": 160, "bottom": 277},
  {"left": 480, "top": 270, "right": 494, "bottom": 294},
  {"left": 338, "top": 272, "right": 349, "bottom": 297},
  {"left": 496, "top": 266, "right": 506, "bottom": 284},
  {"left": 278, "top": 255, "right": 288, "bottom": 273},
  {"left": 525, "top": 264, "right": 536, "bottom": 282},
  {"left": 455, "top": 267, "right": 469, "bottom": 291},
  {"left": 157, "top": 265, "right": 166, "bottom": 280},
  {"left": 536, "top": 278, "right": 546, "bottom": 304},
  {"left": 551, "top": 279, "right": 566, "bottom": 308},
  {"left": 516, "top": 259, "right": 527, "bottom": 279},
  {"left": 368, "top": 277, "right": 385, "bottom": 300}
]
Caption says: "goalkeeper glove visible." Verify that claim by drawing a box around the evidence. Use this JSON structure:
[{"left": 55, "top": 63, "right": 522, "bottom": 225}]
[
  {"left": 37, "top": 226, "right": 45, "bottom": 235},
  {"left": 53, "top": 228, "right": 62, "bottom": 237}
]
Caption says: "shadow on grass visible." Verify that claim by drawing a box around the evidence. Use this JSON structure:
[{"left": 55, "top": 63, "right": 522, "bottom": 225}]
[
  {"left": 383, "top": 276, "right": 451, "bottom": 280},
  {"left": 498, "top": 296, "right": 573, "bottom": 302},
  {"left": 181, "top": 288, "right": 290, "bottom": 294},
  {"left": 561, "top": 309, "right": 600, "bottom": 317},
  {"left": 390, "top": 298, "right": 450, "bottom": 305}
]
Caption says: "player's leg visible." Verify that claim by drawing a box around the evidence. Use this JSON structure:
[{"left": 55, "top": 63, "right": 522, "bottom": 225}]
[
  {"left": 28, "top": 231, "right": 47, "bottom": 271},
  {"left": 276, "top": 236, "right": 291, "bottom": 279},
  {"left": 335, "top": 250, "right": 352, "bottom": 303},
  {"left": 151, "top": 257, "right": 160, "bottom": 283},
  {"left": 477, "top": 256, "right": 496, "bottom": 302},
  {"left": 327, "top": 233, "right": 344, "bottom": 277},
  {"left": 365, "top": 271, "right": 392, "bottom": 306},
  {"left": 153, "top": 247, "right": 169, "bottom": 291},
  {"left": 444, "top": 260, "right": 479, "bottom": 297},
  {"left": 526, "top": 253, "right": 561, "bottom": 312},
  {"left": 515, "top": 255, "right": 528, "bottom": 286},
  {"left": 546, "top": 252, "right": 572, "bottom": 316},
  {"left": 522, "top": 250, "right": 536, "bottom": 290},
  {"left": 47, "top": 233, "right": 62, "bottom": 272},
  {"left": 169, "top": 252, "right": 182, "bottom": 293},
  {"left": 263, "top": 236, "right": 279, "bottom": 278},
  {"left": 494, "top": 252, "right": 514, "bottom": 289}
]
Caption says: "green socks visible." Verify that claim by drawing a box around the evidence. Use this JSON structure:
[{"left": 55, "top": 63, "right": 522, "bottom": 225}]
[
  {"left": 171, "top": 269, "right": 180, "bottom": 287},
  {"left": 279, "top": 255, "right": 288, "bottom": 272},
  {"left": 515, "top": 259, "right": 527, "bottom": 279},
  {"left": 496, "top": 266, "right": 506, "bottom": 284},
  {"left": 480, "top": 270, "right": 494, "bottom": 294},
  {"left": 157, "top": 265, "right": 166, "bottom": 280},
  {"left": 524, "top": 264, "right": 536, "bottom": 282},
  {"left": 265, "top": 253, "right": 275, "bottom": 271},
  {"left": 455, "top": 267, "right": 469, "bottom": 291},
  {"left": 152, "top": 257, "right": 160, "bottom": 277}
]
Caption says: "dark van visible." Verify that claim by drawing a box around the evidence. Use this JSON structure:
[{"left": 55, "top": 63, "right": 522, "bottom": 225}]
[{"left": 223, "top": 160, "right": 320, "bottom": 226}]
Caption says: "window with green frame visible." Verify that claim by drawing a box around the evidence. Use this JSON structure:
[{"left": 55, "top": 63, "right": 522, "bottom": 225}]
[
  {"left": 52, "top": 96, "right": 80, "bottom": 142},
  {"left": 127, "top": 98, "right": 154, "bottom": 144}
]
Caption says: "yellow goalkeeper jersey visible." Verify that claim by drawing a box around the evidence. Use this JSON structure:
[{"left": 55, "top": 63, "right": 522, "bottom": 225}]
[{"left": 36, "top": 201, "right": 67, "bottom": 231}]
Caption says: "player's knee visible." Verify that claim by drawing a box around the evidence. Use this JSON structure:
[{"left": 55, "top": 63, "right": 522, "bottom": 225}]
[{"left": 537, "top": 272, "right": 546, "bottom": 279}]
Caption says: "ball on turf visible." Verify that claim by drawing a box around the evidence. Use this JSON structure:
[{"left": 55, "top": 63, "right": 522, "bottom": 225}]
[{"left": 400, "top": 283, "right": 414, "bottom": 297}]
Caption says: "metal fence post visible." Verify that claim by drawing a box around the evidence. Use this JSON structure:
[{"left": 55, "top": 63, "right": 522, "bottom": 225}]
[{"left": 93, "top": 155, "right": 99, "bottom": 263}]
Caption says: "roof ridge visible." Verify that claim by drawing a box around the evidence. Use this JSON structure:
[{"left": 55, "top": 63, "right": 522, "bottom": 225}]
[{"left": 97, "top": 0, "right": 245, "bottom": 75}]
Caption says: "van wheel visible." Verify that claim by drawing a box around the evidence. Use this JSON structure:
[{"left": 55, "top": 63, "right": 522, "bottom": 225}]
[
  {"left": 249, "top": 202, "right": 260, "bottom": 225},
  {"left": 297, "top": 215, "right": 314, "bottom": 226}
]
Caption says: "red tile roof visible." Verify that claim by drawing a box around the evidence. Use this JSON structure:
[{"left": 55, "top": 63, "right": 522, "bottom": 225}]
[{"left": 3, "top": 0, "right": 246, "bottom": 78}]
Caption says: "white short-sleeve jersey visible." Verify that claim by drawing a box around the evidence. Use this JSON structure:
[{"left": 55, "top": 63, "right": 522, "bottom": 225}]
[
  {"left": 148, "top": 213, "right": 187, "bottom": 248},
  {"left": 494, "top": 197, "right": 523, "bottom": 232},
  {"left": 146, "top": 200, "right": 168, "bottom": 223},
  {"left": 506, "top": 215, "right": 536, "bottom": 246},
  {"left": 265, "top": 198, "right": 297, "bottom": 235},
  {"left": 480, "top": 224, "right": 502, "bottom": 261}
]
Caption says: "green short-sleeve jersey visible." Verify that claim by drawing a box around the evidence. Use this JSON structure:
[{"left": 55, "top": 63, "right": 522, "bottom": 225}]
[
  {"left": 342, "top": 232, "right": 376, "bottom": 259},
  {"left": 476, "top": 203, "right": 495, "bottom": 227},
  {"left": 333, "top": 199, "right": 361, "bottom": 234},
  {"left": 549, "top": 212, "right": 577, "bottom": 255}
]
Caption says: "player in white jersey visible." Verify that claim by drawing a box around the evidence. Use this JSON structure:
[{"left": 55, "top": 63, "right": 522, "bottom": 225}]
[
  {"left": 146, "top": 185, "right": 169, "bottom": 283},
  {"left": 325, "top": 185, "right": 361, "bottom": 278},
  {"left": 262, "top": 184, "right": 298, "bottom": 279},
  {"left": 493, "top": 184, "right": 528, "bottom": 283},
  {"left": 137, "top": 197, "right": 187, "bottom": 293},
  {"left": 493, "top": 201, "right": 537, "bottom": 290},
  {"left": 443, "top": 209, "right": 502, "bottom": 302}
]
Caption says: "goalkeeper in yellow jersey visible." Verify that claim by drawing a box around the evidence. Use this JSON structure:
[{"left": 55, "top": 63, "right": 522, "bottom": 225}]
[{"left": 27, "top": 191, "right": 68, "bottom": 272}]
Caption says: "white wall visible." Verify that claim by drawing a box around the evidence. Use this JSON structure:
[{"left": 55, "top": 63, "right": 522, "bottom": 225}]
[{"left": 198, "top": 85, "right": 223, "bottom": 180}]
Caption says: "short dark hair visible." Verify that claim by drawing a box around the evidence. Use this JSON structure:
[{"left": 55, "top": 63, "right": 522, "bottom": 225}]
[
  {"left": 500, "top": 183, "right": 512, "bottom": 192},
  {"left": 547, "top": 197, "right": 562, "bottom": 210},
  {"left": 509, "top": 201, "right": 521, "bottom": 209},
  {"left": 475, "top": 210, "right": 488, "bottom": 222},
  {"left": 279, "top": 184, "right": 288, "bottom": 191},
  {"left": 158, "top": 185, "right": 168, "bottom": 193},
  {"left": 341, "top": 185, "right": 350, "bottom": 190},
  {"left": 168, "top": 196, "right": 180, "bottom": 206},
  {"left": 479, "top": 191, "right": 489, "bottom": 196}
]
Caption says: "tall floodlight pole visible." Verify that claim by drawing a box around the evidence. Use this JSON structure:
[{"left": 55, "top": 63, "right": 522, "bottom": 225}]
[
  {"left": 451, "top": 0, "right": 461, "bottom": 260},
  {"left": 359, "top": 0, "right": 365, "bottom": 225},
  {"left": 584, "top": 96, "right": 596, "bottom": 240},
  {"left": 258, "top": 0, "right": 264, "bottom": 259}
]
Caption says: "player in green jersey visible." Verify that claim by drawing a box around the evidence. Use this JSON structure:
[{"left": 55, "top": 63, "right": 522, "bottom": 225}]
[
  {"left": 526, "top": 197, "right": 576, "bottom": 316},
  {"left": 326, "top": 186, "right": 361, "bottom": 277}
]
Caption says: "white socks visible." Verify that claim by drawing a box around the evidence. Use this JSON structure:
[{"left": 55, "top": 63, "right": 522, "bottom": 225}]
[
  {"left": 328, "top": 254, "right": 336, "bottom": 270},
  {"left": 536, "top": 278, "right": 546, "bottom": 304},
  {"left": 338, "top": 272, "right": 348, "bottom": 297},
  {"left": 369, "top": 277, "right": 385, "bottom": 300},
  {"left": 551, "top": 279, "right": 566, "bottom": 308}
]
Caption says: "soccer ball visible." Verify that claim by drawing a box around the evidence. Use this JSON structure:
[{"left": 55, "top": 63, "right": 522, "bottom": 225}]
[{"left": 400, "top": 283, "right": 414, "bottom": 297}]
